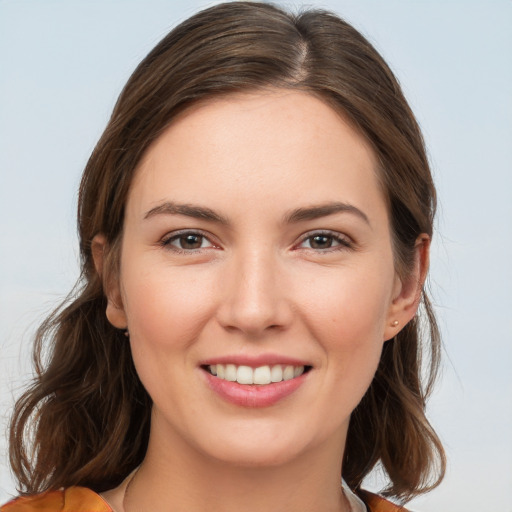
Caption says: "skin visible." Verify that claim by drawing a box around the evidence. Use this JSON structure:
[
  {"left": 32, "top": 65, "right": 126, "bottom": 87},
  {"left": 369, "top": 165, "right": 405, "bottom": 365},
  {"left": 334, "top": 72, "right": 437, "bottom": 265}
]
[{"left": 94, "top": 90, "right": 427, "bottom": 512}]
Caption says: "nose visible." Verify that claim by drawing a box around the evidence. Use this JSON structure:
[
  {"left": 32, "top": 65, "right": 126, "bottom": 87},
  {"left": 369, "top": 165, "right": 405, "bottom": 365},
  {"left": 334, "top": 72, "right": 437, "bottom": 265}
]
[{"left": 216, "top": 247, "right": 292, "bottom": 337}]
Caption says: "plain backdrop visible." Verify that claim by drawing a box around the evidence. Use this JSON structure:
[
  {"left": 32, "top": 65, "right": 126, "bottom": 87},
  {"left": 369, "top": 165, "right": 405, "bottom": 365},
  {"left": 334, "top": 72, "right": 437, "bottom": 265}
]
[{"left": 1, "top": 1, "right": 511, "bottom": 511}]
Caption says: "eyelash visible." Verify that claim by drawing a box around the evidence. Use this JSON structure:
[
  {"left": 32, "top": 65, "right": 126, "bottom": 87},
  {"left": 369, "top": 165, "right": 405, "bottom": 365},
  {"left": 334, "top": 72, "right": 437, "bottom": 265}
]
[
  {"left": 160, "top": 230, "right": 217, "bottom": 254},
  {"left": 296, "top": 230, "right": 353, "bottom": 252},
  {"left": 160, "top": 229, "right": 353, "bottom": 254}
]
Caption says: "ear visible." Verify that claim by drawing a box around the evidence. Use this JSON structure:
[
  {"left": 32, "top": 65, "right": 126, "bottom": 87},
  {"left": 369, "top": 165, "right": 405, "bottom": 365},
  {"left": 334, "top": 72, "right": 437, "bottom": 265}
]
[
  {"left": 383, "top": 234, "right": 430, "bottom": 341},
  {"left": 91, "top": 234, "right": 128, "bottom": 330}
]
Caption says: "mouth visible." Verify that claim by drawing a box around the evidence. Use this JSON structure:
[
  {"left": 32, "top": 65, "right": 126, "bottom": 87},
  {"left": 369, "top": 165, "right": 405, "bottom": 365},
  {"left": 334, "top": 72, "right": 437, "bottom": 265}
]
[
  {"left": 202, "top": 364, "right": 312, "bottom": 385},
  {"left": 200, "top": 358, "right": 312, "bottom": 407}
]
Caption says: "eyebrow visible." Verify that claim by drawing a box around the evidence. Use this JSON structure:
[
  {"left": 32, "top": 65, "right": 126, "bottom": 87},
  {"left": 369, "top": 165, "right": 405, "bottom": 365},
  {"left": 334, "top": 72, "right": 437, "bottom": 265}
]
[
  {"left": 284, "top": 202, "right": 370, "bottom": 226},
  {"left": 144, "top": 202, "right": 229, "bottom": 224},
  {"left": 144, "top": 200, "right": 370, "bottom": 227}
]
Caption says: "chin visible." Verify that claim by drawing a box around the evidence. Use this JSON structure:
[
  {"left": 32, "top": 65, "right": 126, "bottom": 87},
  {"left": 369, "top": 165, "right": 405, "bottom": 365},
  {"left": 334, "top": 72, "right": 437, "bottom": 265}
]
[
  {"left": 192, "top": 420, "right": 329, "bottom": 469},
  {"left": 206, "top": 442, "right": 304, "bottom": 469}
]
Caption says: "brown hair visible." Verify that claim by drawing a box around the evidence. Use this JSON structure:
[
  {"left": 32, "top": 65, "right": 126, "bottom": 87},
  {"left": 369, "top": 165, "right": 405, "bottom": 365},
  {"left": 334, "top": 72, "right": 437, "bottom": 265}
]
[{"left": 9, "top": 1, "right": 445, "bottom": 502}]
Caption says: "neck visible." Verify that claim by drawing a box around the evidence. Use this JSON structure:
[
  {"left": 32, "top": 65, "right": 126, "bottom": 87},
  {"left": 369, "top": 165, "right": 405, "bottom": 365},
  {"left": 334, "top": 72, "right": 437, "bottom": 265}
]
[{"left": 124, "top": 425, "right": 350, "bottom": 512}]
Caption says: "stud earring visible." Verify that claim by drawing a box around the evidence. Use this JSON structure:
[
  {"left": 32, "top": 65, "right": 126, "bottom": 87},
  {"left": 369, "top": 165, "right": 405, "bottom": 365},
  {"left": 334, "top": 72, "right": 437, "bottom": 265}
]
[
  {"left": 391, "top": 320, "right": 399, "bottom": 327},
  {"left": 124, "top": 329, "right": 130, "bottom": 337}
]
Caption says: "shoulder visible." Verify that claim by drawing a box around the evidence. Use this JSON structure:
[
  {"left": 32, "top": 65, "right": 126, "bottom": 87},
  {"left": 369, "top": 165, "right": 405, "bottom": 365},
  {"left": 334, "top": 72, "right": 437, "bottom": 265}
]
[
  {"left": 1, "top": 487, "right": 411, "bottom": 512},
  {"left": 360, "top": 489, "right": 411, "bottom": 512},
  {"left": 1, "top": 487, "right": 112, "bottom": 512}
]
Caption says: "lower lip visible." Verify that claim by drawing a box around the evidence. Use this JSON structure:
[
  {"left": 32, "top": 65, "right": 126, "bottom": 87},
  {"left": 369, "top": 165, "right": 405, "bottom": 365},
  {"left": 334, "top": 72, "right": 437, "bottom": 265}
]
[{"left": 202, "top": 370, "right": 309, "bottom": 408}]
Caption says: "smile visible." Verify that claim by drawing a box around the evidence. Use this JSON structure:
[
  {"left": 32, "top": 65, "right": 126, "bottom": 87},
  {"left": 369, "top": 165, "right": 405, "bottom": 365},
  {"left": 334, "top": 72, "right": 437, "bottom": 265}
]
[{"left": 206, "top": 364, "right": 307, "bottom": 385}]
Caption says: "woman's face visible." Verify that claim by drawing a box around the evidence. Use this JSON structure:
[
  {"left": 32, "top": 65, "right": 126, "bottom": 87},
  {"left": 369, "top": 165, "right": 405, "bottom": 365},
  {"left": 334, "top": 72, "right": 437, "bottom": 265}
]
[{"left": 103, "top": 90, "right": 417, "bottom": 468}]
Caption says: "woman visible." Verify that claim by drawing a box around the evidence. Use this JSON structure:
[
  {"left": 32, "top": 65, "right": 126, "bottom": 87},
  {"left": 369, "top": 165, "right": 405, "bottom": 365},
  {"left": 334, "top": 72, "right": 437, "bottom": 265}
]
[{"left": 3, "top": 2, "right": 445, "bottom": 511}]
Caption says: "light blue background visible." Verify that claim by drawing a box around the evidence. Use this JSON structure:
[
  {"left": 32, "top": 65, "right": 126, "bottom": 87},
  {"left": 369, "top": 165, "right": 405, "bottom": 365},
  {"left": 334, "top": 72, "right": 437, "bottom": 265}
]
[{"left": 1, "top": 1, "right": 511, "bottom": 510}]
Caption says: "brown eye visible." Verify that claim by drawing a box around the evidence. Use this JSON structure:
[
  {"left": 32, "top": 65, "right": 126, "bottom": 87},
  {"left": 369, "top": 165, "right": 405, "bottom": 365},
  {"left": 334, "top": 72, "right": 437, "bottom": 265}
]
[
  {"left": 309, "top": 235, "right": 334, "bottom": 249},
  {"left": 299, "top": 232, "right": 351, "bottom": 251},
  {"left": 178, "top": 234, "right": 204, "bottom": 249},
  {"left": 164, "top": 232, "right": 214, "bottom": 251}
]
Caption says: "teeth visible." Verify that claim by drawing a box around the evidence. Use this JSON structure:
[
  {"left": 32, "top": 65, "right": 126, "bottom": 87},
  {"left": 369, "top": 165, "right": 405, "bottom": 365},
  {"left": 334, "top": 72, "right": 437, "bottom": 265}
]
[
  {"left": 283, "top": 365, "right": 294, "bottom": 381},
  {"left": 270, "top": 365, "right": 283, "bottom": 382},
  {"left": 225, "top": 364, "right": 237, "bottom": 382},
  {"left": 253, "top": 366, "right": 271, "bottom": 385},
  {"left": 207, "top": 364, "right": 306, "bottom": 385},
  {"left": 294, "top": 366, "right": 304, "bottom": 377},
  {"left": 236, "top": 365, "right": 253, "bottom": 385}
]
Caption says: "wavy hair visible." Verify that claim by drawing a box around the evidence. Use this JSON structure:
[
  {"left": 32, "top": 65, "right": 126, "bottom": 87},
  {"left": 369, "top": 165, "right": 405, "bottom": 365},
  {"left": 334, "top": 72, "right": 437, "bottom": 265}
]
[{"left": 9, "top": 1, "right": 445, "bottom": 502}]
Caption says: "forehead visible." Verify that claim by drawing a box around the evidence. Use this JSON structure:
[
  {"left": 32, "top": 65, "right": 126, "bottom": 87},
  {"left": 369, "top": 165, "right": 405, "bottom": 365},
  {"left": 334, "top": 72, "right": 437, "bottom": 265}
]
[{"left": 127, "top": 90, "right": 387, "bottom": 225}]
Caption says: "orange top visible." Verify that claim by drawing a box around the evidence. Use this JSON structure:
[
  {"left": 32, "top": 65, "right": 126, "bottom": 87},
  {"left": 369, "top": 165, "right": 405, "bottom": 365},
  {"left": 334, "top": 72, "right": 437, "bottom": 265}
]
[
  {"left": 1, "top": 487, "right": 409, "bottom": 512},
  {"left": 359, "top": 490, "right": 410, "bottom": 511},
  {"left": 1, "top": 488, "right": 111, "bottom": 512}
]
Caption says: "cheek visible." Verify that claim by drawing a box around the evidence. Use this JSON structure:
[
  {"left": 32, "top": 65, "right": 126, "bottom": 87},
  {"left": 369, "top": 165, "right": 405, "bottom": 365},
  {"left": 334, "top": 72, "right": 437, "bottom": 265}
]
[
  {"left": 120, "top": 261, "right": 219, "bottom": 352},
  {"left": 295, "top": 264, "right": 393, "bottom": 394},
  {"left": 118, "top": 263, "right": 221, "bottom": 415},
  {"left": 298, "top": 265, "right": 393, "bottom": 345}
]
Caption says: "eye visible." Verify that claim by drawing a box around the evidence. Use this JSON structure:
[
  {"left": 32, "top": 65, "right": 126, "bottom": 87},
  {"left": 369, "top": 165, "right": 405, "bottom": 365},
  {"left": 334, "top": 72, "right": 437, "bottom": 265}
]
[
  {"left": 298, "top": 231, "right": 352, "bottom": 251},
  {"left": 162, "top": 231, "right": 216, "bottom": 251}
]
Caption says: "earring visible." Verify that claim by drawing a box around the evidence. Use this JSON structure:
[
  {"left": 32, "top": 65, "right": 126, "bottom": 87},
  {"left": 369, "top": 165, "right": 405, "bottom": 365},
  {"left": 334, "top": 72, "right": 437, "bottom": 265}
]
[
  {"left": 391, "top": 320, "right": 399, "bottom": 327},
  {"left": 124, "top": 329, "right": 130, "bottom": 337}
]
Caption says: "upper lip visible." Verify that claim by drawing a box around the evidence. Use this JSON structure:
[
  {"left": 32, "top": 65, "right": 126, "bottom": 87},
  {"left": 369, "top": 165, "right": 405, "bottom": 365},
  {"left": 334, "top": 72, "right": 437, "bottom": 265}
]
[{"left": 199, "top": 354, "right": 312, "bottom": 368}]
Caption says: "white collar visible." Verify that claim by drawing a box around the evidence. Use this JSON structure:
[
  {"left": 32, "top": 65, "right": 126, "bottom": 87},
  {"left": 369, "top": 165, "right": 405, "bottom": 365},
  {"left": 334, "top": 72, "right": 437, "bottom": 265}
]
[{"left": 342, "top": 479, "right": 367, "bottom": 512}]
